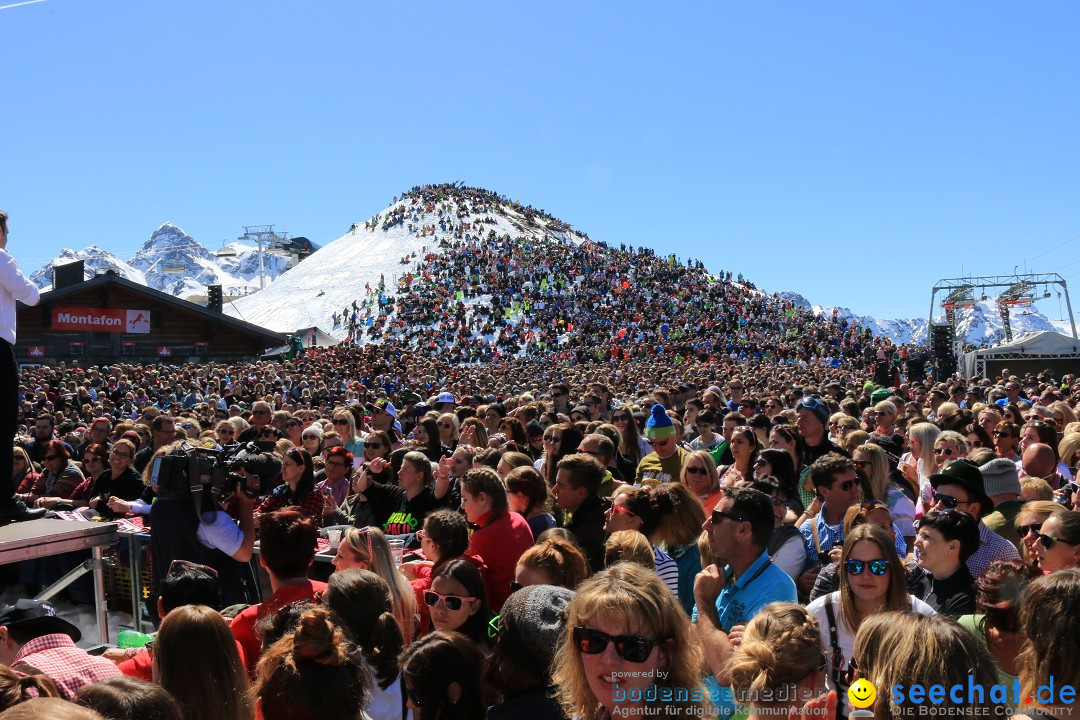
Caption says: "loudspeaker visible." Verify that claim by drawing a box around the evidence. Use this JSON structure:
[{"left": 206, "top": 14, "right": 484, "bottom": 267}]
[
  {"left": 207, "top": 285, "right": 223, "bottom": 313},
  {"left": 930, "top": 323, "right": 957, "bottom": 378},
  {"left": 53, "top": 261, "right": 85, "bottom": 290}
]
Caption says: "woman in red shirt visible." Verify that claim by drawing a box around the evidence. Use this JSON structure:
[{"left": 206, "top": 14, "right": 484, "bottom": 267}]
[{"left": 460, "top": 467, "right": 534, "bottom": 611}]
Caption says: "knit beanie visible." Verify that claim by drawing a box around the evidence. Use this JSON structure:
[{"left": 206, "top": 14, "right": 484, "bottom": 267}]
[
  {"left": 499, "top": 585, "right": 575, "bottom": 669},
  {"left": 645, "top": 404, "right": 675, "bottom": 440},
  {"left": 979, "top": 457, "right": 1022, "bottom": 497}
]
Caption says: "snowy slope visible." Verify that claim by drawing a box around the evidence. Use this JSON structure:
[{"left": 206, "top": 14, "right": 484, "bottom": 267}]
[{"left": 225, "top": 195, "right": 588, "bottom": 336}]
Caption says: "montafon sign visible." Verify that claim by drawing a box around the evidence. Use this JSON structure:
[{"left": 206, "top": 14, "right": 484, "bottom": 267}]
[{"left": 53, "top": 307, "right": 151, "bottom": 334}]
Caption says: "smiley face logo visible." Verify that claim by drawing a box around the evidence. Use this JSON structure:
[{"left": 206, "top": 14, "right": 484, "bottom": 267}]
[{"left": 848, "top": 678, "right": 876, "bottom": 709}]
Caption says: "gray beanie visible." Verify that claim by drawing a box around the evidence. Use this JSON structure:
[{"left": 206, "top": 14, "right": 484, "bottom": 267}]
[
  {"left": 979, "top": 457, "right": 1021, "bottom": 497},
  {"left": 499, "top": 584, "right": 575, "bottom": 669}
]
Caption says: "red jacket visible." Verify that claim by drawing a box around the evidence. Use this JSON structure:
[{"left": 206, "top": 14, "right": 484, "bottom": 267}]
[
  {"left": 467, "top": 509, "right": 534, "bottom": 611},
  {"left": 230, "top": 579, "right": 326, "bottom": 676}
]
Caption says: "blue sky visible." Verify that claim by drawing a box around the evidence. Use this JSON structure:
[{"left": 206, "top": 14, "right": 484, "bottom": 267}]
[{"left": 2, "top": 0, "right": 1078, "bottom": 321}]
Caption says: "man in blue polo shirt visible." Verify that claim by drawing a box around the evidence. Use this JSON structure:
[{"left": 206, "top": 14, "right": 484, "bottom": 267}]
[{"left": 694, "top": 486, "right": 797, "bottom": 716}]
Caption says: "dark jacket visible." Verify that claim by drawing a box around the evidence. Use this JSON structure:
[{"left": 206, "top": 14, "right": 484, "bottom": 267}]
[{"left": 564, "top": 494, "right": 607, "bottom": 573}]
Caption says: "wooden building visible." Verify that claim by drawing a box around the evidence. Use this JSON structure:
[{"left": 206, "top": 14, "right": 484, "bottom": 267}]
[{"left": 16, "top": 270, "right": 286, "bottom": 364}]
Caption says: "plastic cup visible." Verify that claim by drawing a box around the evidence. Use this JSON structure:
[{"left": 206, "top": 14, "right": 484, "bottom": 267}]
[
  {"left": 388, "top": 538, "right": 405, "bottom": 566},
  {"left": 328, "top": 529, "right": 342, "bottom": 550}
]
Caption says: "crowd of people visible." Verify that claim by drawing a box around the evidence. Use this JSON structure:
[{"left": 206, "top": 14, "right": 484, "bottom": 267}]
[
  {"left": 325, "top": 184, "right": 913, "bottom": 375},
  {"left": 1, "top": 203, "right": 1078, "bottom": 719},
  {"left": 3, "top": 354, "right": 1080, "bottom": 720}
]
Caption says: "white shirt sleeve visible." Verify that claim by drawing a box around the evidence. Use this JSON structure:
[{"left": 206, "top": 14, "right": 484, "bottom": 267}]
[
  {"left": 196, "top": 510, "right": 244, "bottom": 557},
  {"left": 772, "top": 534, "right": 808, "bottom": 580}
]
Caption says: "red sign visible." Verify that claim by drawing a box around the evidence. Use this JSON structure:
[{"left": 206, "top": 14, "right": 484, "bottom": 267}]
[
  {"left": 52, "top": 307, "right": 151, "bottom": 334},
  {"left": 158, "top": 346, "right": 172, "bottom": 357},
  {"left": 27, "top": 346, "right": 44, "bottom": 358}
]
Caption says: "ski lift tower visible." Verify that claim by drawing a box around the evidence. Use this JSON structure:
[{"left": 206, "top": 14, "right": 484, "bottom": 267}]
[
  {"left": 238, "top": 225, "right": 288, "bottom": 290},
  {"left": 929, "top": 272, "right": 1078, "bottom": 349}
]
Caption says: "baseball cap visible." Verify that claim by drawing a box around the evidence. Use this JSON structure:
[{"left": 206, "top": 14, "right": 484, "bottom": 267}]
[{"left": 0, "top": 599, "right": 81, "bottom": 642}]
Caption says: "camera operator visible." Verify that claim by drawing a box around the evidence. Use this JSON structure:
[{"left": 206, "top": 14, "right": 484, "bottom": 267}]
[{"left": 145, "top": 441, "right": 261, "bottom": 623}]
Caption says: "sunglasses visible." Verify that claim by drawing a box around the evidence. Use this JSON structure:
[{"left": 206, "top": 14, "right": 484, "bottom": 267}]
[
  {"left": 648, "top": 439, "right": 671, "bottom": 447},
  {"left": 993, "top": 431, "right": 1013, "bottom": 438},
  {"left": 613, "top": 415, "right": 630, "bottom": 422},
  {"left": 711, "top": 508, "right": 746, "bottom": 525},
  {"left": 287, "top": 420, "right": 301, "bottom": 427},
  {"left": 44, "top": 455, "right": 61, "bottom": 461},
  {"left": 610, "top": 503, "right": 635, "bottom": 517},
  {"left": 933, "top": 448, "right": 955, "bottom": 456},
  {"left": 365, "top": 443, "right": 383, "bottom": 450},
  {"left": 333, "top": 419, "right": 350, "bottom": 425},
  {"left": 423, "top": 591, "right": 475, "bottom": 611},
  {"left": 830, "top": 480, "right": 857, "bottom": 492},
  {"left": 544, "top": 435, "right": 562, "bottom": 443},
  {"left": 1035, "top": 531, "right": 1076, "bottom": 549},
  {"left": 219, "top": 428, "right": 235, "bottom": 434},
  {"left": 573, "top": 626, "right": 657, "bottom": 663},
  {"left": 1016, "top": 522, "right": 1043, "bottom": 538},
  {"left": 933, "top": 492, "right": 968, "bottom": 509},
  {"left": 685, "top": 465, "right": 707, "bottom": 476},
  {"left": 845, "top": 558, "right": 889, "bottom": 576},
  {"left": 852, "top": 460, "right": 869, "bottom": 470},
  {"left": 860, "top": 500, "right": 888, "bottom": 512},
  {"left": 438, "top": 422, "right": 454, "bottom": 429},
  {"left": 325, "top": 460, "right": 348, "bottom": 468}
]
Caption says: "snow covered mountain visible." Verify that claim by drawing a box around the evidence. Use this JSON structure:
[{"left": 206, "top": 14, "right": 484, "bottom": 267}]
[
  {"left": 30, "top": 247, "right": 147, "bottom": 290},
  {"left": 32, "top": 223, "right": 297, "bottom": 300},
  {"left": 779, "top": 291, "right": 1073, "bottom": 347}
]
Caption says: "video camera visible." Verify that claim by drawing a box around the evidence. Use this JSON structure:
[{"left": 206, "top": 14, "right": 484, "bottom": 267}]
[{"left": 151, "top": 442, "right": 281, "bottom": 501}]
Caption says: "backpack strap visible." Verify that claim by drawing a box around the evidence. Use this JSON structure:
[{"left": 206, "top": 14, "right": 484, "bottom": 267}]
[{"left": 824, "top": 595, "right": 844, "bottom": 690}]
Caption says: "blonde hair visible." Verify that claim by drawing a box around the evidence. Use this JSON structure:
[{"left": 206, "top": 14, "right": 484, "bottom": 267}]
[
  {"left": 1057, "top": 432, "right": 1080, "bottom": 470},
  {"left": 697, "top": 529, "right": 720, "bottom": 569},
  {"left": 1020, "top": 476, "right": 1054, "bottom": 502},
  {"left": 330, "top": 406, "right": 358, "bottom": 442},
  {"left": 855, "top": 612, "right": 1002, "bottom": 717},
  {"left": 680, "top": 450, "right": 719, "bottom": 495},
  {"left": 1048, "top": 401, "right": 1078, "bottom": 428},
  {"left": 843, "top": 430, "right": 869, "bottom": 454},
  {"left": 853, "top": 443, "right": 889, "bottom": 502},
  {"left": 341, "top": 527, "right": 418, "bottom": 645},
  {"left": 936, "top": 430, "right": 968, "bottom": 455},
  {"left": 458, "top": 416, "right": 487, "bottom": 448},
  {"left": 604, "top": 530, "right": 655, "bottom": 570},
  {"left": 726, "top": 602, "right": 823, "bottom": 705},
  {"left": 908, "top": 422, "right": 942, "bottom": 474},
  {"left": 517, "top": 537, "right": 589, "bottom": 590},
  {"left": 552, "top": 563, "right": 706, "bottom": 720}
]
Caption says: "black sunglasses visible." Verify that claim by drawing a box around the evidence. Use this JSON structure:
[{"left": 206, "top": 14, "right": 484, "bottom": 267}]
[
  {"left": 573, "top": 627, "right": 657, "bottom": 663},
  {"left": 1016, "top": 522, "right": 1042, "bottom": 538},
  {"left": 933, "top": 492, "right": 967, "bottom": 509},
  {"left": 1035, "top": 530, "right": 1076, "bottom": 549},
  {"left": 711, "top": 508, "right": 746, "bottom": 525}
]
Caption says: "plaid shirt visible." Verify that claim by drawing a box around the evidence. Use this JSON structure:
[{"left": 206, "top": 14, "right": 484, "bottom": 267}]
[
  {"left": 255, "top": 484, "right": 324, "bottom": 524},
  {"left": 13, "top": 633, "right": 121, "bottom": 700},
  {"left": 800, "top": 504, "right": 908, "bottom": 571},
  {"left": 967, "top": 521, "right": 1020, "bottom": 579}
]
